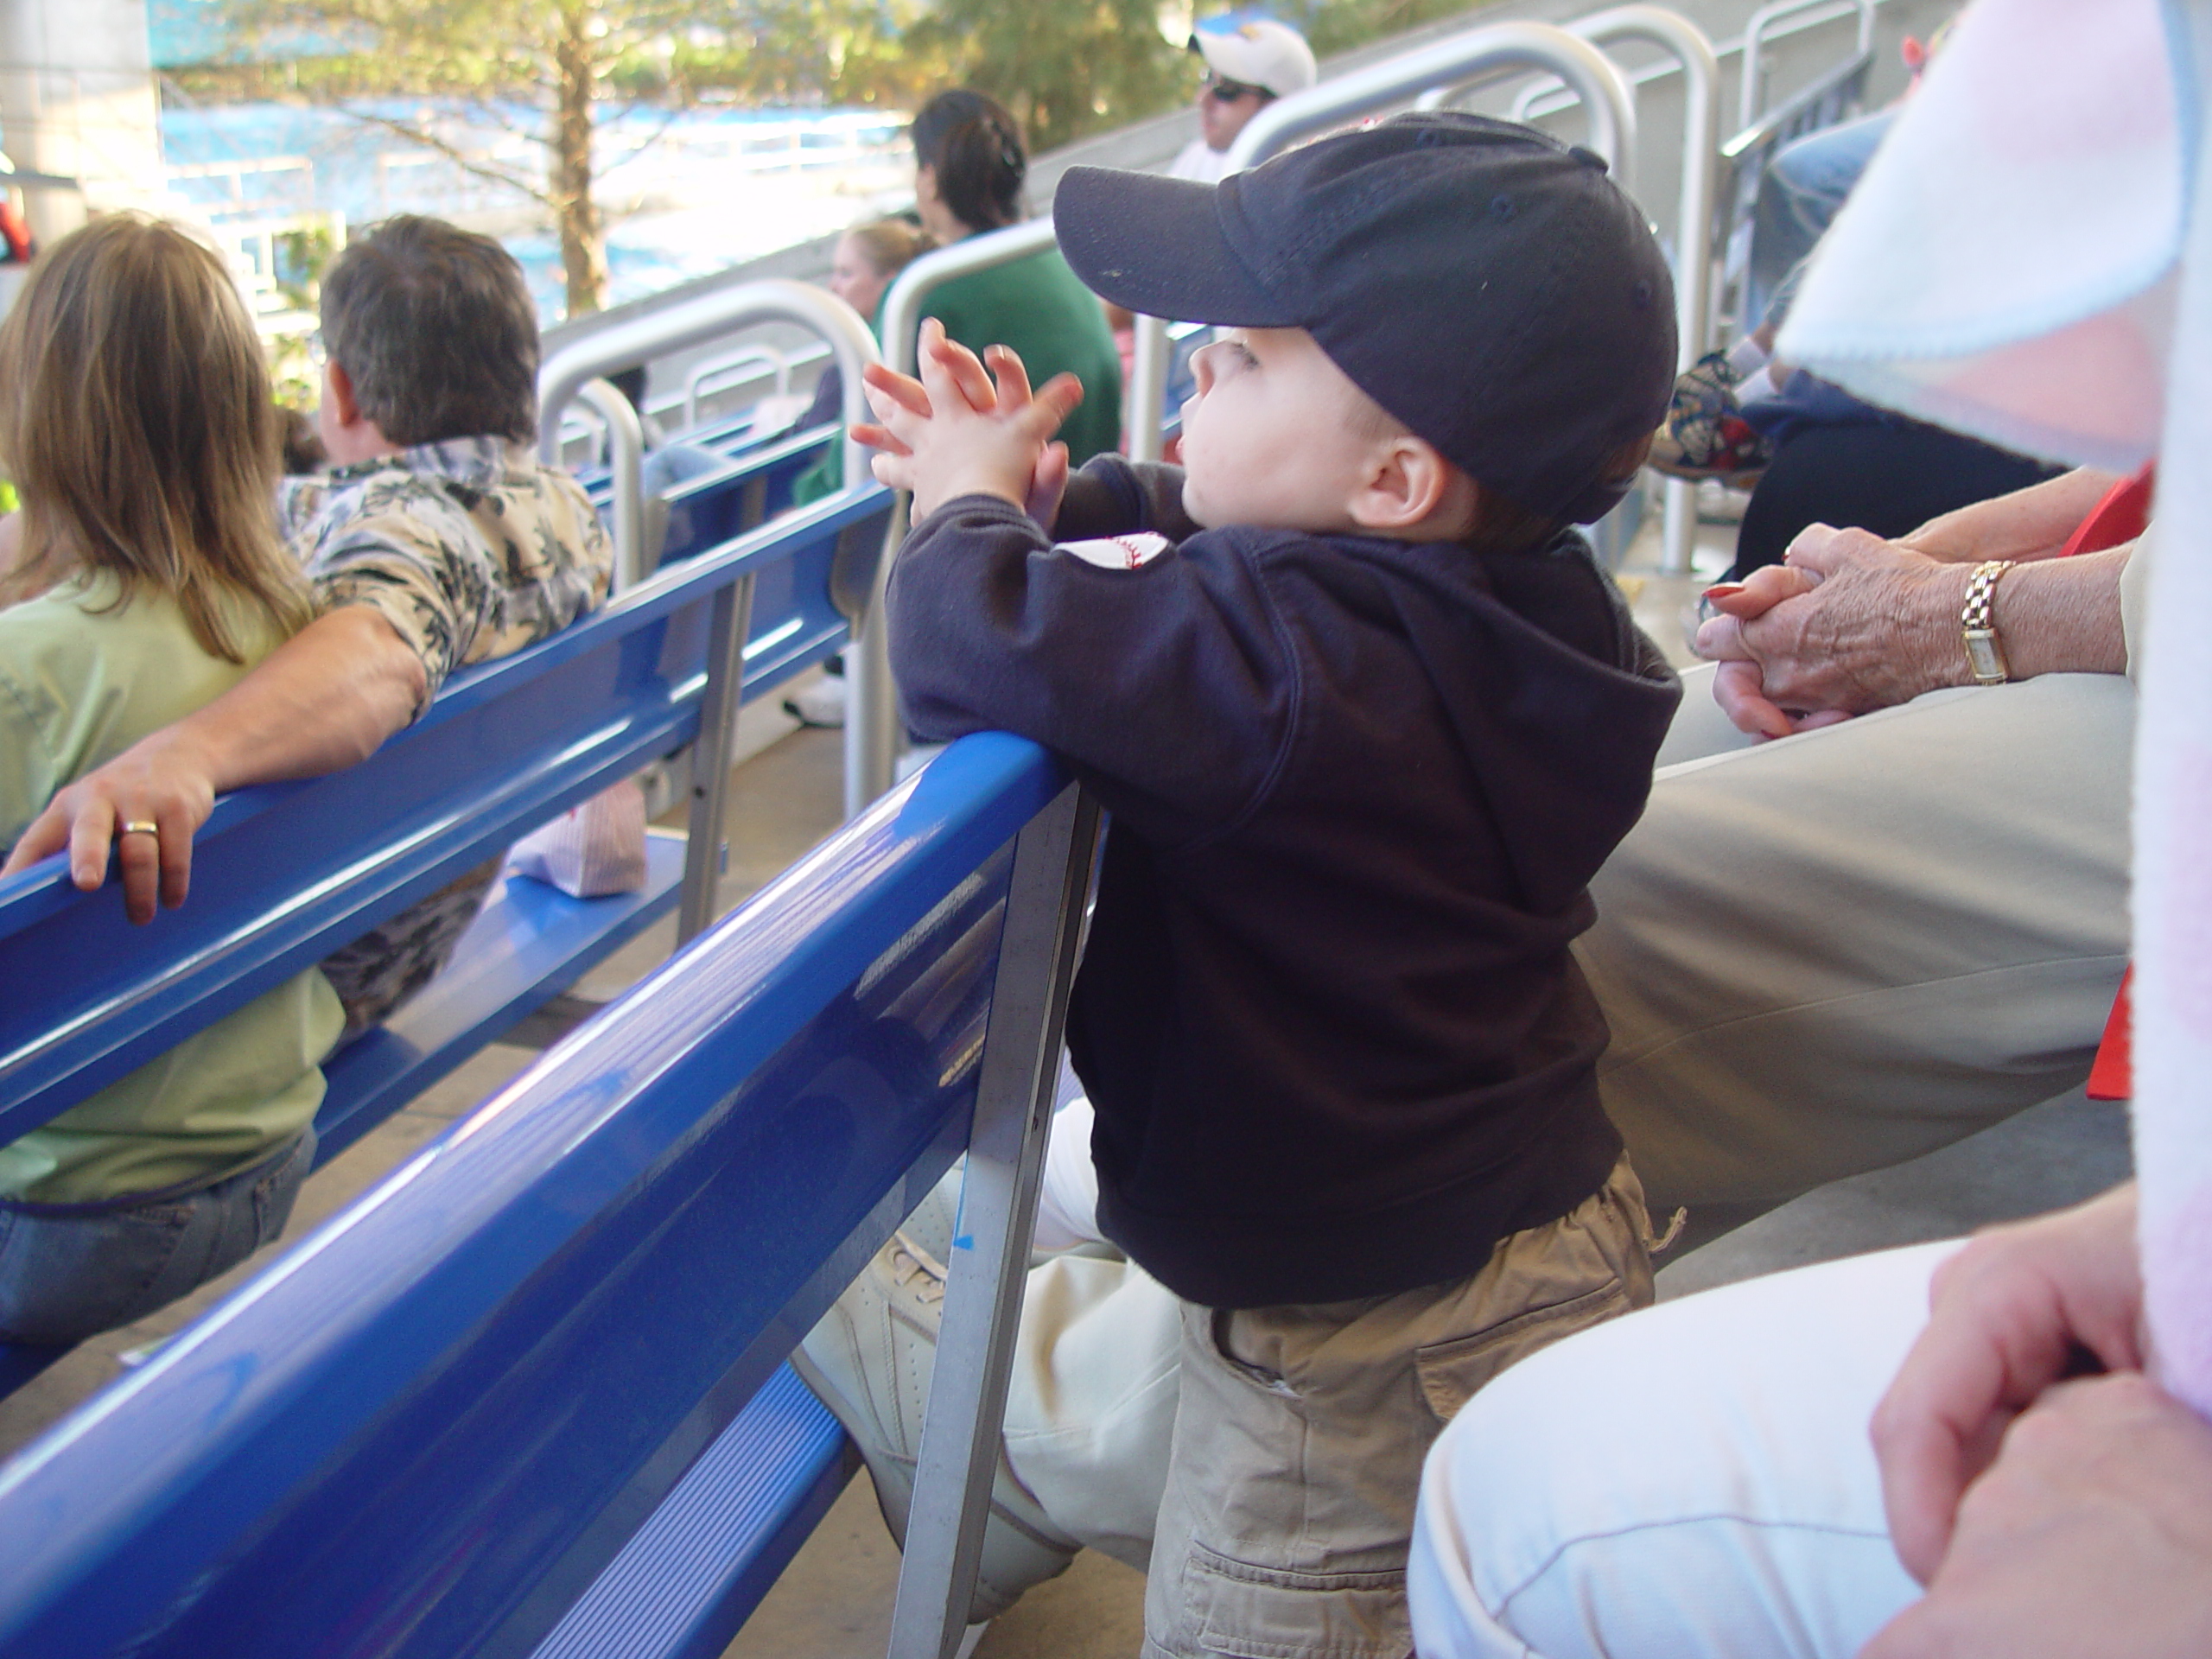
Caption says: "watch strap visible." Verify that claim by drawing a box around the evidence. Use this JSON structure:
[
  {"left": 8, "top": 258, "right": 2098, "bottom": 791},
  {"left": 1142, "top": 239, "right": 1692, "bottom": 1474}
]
[{"left": 1961, "top": 559, "right": 2015, "bottom": 685}]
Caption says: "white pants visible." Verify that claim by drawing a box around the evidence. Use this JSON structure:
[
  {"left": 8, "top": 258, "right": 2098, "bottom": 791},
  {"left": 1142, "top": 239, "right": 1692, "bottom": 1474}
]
[{"left": 1408, "top": 1240, "right": 1958, "bottom": 1659}]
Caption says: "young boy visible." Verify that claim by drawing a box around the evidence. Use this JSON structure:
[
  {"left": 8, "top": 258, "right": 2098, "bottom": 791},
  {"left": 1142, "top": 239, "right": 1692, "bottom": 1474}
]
[{"left": 860, "top": 113, "right": 1681, "bottom": 1656}]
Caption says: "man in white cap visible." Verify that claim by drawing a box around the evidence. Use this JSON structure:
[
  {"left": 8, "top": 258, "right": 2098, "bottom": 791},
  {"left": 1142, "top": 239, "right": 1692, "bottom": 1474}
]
[{"left": 1167, "top": 16, "right": 1319, "bottom": 182}]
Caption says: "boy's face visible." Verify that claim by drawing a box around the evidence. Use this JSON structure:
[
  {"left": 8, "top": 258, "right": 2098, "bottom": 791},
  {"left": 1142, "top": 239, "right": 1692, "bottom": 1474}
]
[{"left": 1178, "top": 327, "right": 1399, "bottom": 533}]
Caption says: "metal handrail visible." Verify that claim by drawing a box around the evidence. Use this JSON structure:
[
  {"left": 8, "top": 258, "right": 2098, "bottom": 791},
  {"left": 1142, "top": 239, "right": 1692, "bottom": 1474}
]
[
  {"left": 572, "top": 378, "right": 647, "bottom": 593},
  {"left": 537, "top": 277, "right": 888, "bottom": 810},
  {"left": 853, "top": 218, "right": 1063, "bottom": 809},
  {"left": 685, "top": 344, "right": 791, "bottom": 427},
  {"left": 1739, "top": 0, "right": 1873, "bottom": 130},
  {"left": 1481, "top": 7, "right": 1720, "bottom": 575},
  {"left": 1128, "top": 19, "right": 1639, "bottom": 466},
  {"left": 1240, "top": 21, "right": 1636, "bottom": 182}
]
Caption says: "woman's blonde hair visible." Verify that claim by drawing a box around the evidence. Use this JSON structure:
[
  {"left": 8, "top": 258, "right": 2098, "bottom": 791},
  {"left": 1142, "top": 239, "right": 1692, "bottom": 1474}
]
[
  {"left": 0, "top": 213, "right": 307, "bottom": 660},
  {"left": 845, "top": 217, "right": 935, "bottom": 280}
]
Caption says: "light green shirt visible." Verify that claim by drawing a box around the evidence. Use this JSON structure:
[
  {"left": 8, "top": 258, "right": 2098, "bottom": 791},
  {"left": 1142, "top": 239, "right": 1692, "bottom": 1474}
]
[{"left": 0, "top": 574, "right": 345, "bottom": 1202}]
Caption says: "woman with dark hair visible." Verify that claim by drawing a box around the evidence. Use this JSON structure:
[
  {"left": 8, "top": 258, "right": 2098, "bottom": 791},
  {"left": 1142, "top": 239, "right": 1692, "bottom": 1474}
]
[{"left": 904, "top": 89, "right": 1122, "bottom": 466}]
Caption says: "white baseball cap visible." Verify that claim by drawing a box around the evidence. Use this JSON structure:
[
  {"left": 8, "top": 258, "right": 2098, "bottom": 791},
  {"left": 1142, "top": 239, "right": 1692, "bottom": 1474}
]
[{"left": 1189, "top": 18, "right": 1318, "bottom": 99}]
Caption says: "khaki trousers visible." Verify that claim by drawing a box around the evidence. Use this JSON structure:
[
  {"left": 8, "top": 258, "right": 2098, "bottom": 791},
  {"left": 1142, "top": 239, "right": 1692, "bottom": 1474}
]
[
  {"left": 1139, "top": 1158, "right": 1652, "bottom": 1658},
  {"left": 1589, "top": 667, "right": 2133, "bottom": 1215}
]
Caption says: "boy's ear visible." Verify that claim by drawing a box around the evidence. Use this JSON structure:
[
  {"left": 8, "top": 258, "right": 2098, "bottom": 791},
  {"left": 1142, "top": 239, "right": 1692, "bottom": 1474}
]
[{"left": 1346, "top": 435, "right": 1477, "bottom": 537}]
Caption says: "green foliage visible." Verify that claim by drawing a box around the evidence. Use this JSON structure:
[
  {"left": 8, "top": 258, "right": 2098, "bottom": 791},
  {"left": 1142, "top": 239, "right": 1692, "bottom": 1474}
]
[
  {"left": 1288, "top": 0, "right": 1493, "bottom": 60},
  {"left": 904, "top": 0, "right": 1191, "bottom": 152}
]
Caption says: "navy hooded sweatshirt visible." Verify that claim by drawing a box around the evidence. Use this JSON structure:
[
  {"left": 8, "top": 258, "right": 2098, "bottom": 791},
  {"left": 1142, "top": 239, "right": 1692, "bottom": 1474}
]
[{"left": 887, "top": 456, "right": 1681, "bottom": 1308}]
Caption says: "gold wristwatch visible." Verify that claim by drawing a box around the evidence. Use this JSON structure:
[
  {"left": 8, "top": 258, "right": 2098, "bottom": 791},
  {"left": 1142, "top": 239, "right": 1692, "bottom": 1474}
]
[{"left": 1961, "top": 559, "right": 2016, "bottom": 685}]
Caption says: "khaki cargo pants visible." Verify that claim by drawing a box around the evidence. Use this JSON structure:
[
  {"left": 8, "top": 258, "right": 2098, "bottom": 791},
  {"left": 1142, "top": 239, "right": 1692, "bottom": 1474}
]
[{"left": 1141, "top": 1157, "right": 1654, "bottom": 1658}]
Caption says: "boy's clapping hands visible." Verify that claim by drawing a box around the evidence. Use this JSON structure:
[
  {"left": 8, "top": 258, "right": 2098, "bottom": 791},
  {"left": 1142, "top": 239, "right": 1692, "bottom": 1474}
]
[{"left": 855, "top": 317, "right": 1084, "bottom": 523}]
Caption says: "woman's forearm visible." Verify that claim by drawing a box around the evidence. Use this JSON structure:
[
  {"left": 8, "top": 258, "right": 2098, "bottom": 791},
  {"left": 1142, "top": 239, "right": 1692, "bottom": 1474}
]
[{"left": 1900, "top": 467, "right": 2124, "bottom": 564}]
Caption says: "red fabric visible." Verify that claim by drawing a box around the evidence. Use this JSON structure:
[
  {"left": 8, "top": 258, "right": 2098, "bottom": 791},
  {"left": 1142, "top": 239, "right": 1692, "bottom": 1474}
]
[
  {"left": 2059, "top": 463, "right": 2154, "bottom": 556},
  {"left": 2069, "top": 466, "right": 2152, "bottom": 1099},
  {"left": 2088, "top": 969, "right": 2133, "bottom": 1101}
]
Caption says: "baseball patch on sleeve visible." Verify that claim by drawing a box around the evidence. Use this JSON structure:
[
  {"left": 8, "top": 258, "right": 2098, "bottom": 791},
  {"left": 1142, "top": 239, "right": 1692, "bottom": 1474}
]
[{"left": 1058, "top": 532, "right": 1171, "bottom": 569}]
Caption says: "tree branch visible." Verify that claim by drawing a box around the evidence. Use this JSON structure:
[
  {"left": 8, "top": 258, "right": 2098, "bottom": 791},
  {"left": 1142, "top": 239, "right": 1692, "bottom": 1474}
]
[{"left": 334, "top": 103, "right": 555, "bottom": 212}]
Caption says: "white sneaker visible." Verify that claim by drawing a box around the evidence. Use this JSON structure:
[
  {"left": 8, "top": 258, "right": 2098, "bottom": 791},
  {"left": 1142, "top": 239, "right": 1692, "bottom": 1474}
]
[
  {"left": 783, "top": 676, "right": 847, "bottom": 728},
  {"left": 792, "top": 1229, "right": 1082, "bottom": 1622}
]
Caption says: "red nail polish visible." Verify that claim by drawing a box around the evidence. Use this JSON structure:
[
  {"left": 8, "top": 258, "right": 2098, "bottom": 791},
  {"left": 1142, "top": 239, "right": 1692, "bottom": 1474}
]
[{"left": 1701, "top": 583, "right": 1745, "bottom": 600}]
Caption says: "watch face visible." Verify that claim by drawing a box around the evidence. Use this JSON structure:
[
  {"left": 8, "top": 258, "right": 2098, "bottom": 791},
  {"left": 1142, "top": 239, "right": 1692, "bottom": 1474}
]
[{"left": 1965, "top": 630, "right": 2006, "bottom": 683}]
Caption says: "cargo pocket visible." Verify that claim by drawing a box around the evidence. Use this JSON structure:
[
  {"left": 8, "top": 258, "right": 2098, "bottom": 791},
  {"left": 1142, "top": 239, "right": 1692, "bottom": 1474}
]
[
  {"left": 1179, "top": 1541, "right": 1411, "bottom": 1659},
  {"left": 1413, "top": 1277, "right": 1633, "bottom": 1424}
]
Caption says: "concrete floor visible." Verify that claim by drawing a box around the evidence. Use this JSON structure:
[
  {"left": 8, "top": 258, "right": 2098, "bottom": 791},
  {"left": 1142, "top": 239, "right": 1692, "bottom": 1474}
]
[{"left": 0, "top": 501, "right": 2136, "bottom": 1653}]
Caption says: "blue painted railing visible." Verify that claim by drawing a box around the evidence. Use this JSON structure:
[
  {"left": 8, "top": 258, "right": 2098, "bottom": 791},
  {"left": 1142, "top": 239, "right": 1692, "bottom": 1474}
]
[{"left": 0, "top": 734, "right": 1096, "bottom": 1659}]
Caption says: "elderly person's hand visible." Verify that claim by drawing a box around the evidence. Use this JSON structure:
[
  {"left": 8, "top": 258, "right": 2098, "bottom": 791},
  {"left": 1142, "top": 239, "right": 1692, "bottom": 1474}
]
[
  {"left": 1859, "top": 1370, "right": 2212, "bottom": 1659},
  {"left": 1695, "top": 524, "right": 1973, "bottom": 737},
  {"left": 1869, "top": 1184, "right": 2145, "bottom": 1582}
]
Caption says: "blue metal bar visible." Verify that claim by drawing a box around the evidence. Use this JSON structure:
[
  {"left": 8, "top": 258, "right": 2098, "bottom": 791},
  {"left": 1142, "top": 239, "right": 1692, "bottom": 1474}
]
[
  {"left": 0, "top": 733, "right": 1072, "bottom": 1659},
  {"left": 0, "top": 486, "right": 892, "bottom": 1138}
]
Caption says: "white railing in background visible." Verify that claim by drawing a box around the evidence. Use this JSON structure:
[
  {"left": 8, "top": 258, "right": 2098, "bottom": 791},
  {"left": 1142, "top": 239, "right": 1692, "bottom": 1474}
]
[
  {"left": 1471, "top": 7, "right": 1722, "bottom": 575},
  {"left": 537, "top": 278, "right": 888, "bottom": 810}
]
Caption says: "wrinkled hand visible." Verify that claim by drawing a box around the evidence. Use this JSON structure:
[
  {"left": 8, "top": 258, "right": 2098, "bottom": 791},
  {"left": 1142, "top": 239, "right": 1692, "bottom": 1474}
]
[
  {"left": 1870, "top": 1184, "right": 2145, "bottom": 1584},
  {"left": 1860, "top": 1372, "right": 2212, "bottom": 1659},
  {"left": 0, "top": 725, "right": 218, "bottom": 923},
  {"left": 852, "top": 319, "right": 1082, "bottom": 521},
  {"left": 1694, "top": 524, "right": 1971, "bottom": 738}
]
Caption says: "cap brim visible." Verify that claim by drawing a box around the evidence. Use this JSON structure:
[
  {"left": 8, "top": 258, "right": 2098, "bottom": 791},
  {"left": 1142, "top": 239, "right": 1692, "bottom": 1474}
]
[{"left": 1054, "top": 166, "right": 1297, "bottom": 327}]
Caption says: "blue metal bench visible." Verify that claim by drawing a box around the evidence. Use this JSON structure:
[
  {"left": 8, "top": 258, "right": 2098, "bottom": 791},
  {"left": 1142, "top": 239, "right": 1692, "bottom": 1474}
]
[
  {"left": 0, "top": 732, "right": 1096, "bottom": 1659},
  {"left": 0, "top": 482, "right": 894, "bottom": 1395}
]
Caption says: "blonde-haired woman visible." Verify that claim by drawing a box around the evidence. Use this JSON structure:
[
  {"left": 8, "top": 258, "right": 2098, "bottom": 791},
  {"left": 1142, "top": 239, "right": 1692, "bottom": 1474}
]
[{"left": 0, "top": 215, "right": 344, "bottom": 1345}]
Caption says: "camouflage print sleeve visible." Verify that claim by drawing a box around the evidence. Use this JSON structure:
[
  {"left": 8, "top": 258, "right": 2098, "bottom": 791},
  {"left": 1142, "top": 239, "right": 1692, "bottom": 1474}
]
[{"left": 309, "top": 487, "right": 494, "bottom": 702}]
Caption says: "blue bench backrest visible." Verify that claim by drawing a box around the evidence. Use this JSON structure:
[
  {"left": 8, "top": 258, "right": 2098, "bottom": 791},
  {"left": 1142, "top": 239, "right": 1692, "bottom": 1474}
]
[
  {"left": 0, "top": 734, "right": 1088, "bottom": 1659},
  {"left": 0, "top": 483, "right": 892, "bottom": 1145}
]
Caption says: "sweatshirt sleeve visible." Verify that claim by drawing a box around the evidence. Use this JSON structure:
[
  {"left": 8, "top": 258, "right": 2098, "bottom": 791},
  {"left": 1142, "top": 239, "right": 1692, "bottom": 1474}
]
[
  {"left": 1051, "top": 454, "right": 1204, "bottom": 543},
  {"left": 886, "top": 493, "right": 1297, "bottom": 846}
]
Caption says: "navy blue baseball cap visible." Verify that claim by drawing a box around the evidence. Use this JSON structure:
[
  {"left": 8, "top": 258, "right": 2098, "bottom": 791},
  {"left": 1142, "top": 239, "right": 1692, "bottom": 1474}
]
[{"left": 1055, "top": 112, "right": 1675, "bottom": 524}]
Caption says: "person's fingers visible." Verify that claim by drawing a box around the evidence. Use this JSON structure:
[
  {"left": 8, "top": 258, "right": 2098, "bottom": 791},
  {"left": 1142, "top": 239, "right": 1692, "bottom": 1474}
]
[
  {"left": 57, "top": 791, "right": 118, "bottom": 894},
  {"left": 155, "top": 803, "right": 193, "bottom": 912},
  {"left": 849, "top": 420, "right": 910, "bottom": 457},
  {"left": 1010, "top": 372, "right": 1084, "bottom": 445},
  {"left": 1872, "top": 1239, "right": 2126, "bottom": 1579},
  {"left": 868, "top": 451, "right": 918, "bottom": 490},
  {"left": 1783, "top": 520, "right": 1884, "bottom": 576},
  {"left": 985, "top": 343, "right": 1035, "bottom": 408},
  {"left": 1026, "top": 440, "right": 1071, "bottom": 527},
  {"left": 1693, "top": 612, "right": 1755, "bottom": 662},
  {"left": 1793, "top": 709, "right": 1857, "bottom": 731},
  {"left": 926, "top": 333, "right": 998, "bottom": 414},
  {"left": 1711, "top": 658, "right": 1796, "bottom": 740},
  {"left": 1705, "top": 563, "right": 1817, "bottom": 622},
  {"left": 109, "top": 813, "right": 162, "bottom": 925},
  {"left": 860, "top": 361, "right": 931, "bottom": 420},
  {"left": 919, "top": 320, "right": 996, "bottom": 413},
  {"left": 0, "top": 798, "right": 71, "bottom": 880}
]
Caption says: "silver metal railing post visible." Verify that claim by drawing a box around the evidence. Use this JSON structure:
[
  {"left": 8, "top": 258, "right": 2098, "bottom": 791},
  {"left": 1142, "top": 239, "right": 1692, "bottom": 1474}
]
[
  {"left": 537, "top": 278, "right": 886, "bottom": 814},
  {"left": 570, "top": 378, "right": 648, "bottom": 593},
  {"left": 1738, "top": 0, "right": 1874, "bottom": 130},
  {"left": 1547, "top": 7, "right": 1722, "bottom": 575},
  {"left": 1266, "top": 22, "right": 1637, "bottom": 183},
  {"left": 885, "top": 780, "right": 1101, "bottom": 1659}
]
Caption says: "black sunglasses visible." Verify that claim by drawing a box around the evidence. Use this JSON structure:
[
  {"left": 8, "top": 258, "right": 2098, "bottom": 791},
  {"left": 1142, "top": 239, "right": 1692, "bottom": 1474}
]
[{"left": 1203, "top": 73, "right": 1271, "bottom": 104}]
